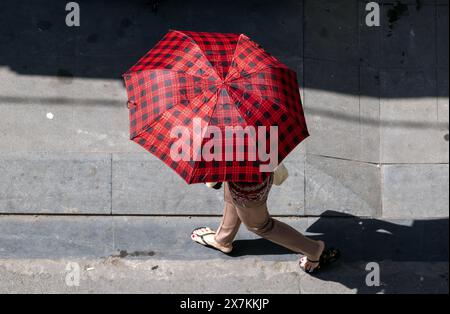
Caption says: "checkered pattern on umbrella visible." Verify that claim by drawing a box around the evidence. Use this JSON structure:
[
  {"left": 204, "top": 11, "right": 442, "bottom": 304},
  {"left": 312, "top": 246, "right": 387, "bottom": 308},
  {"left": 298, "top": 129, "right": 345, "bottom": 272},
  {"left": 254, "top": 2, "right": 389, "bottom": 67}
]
[{"left": 123, "top": 30, "right": 309, "bottom": 184}]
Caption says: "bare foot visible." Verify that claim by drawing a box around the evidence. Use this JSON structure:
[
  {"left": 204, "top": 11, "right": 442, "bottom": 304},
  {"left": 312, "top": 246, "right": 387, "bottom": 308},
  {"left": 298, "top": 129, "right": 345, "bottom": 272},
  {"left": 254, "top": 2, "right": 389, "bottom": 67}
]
[
  {"left": 191, "top": 227, "right": 233, "bottom": 254},
  {"left": 299, "top": 240, "right": 325, "bottom": 273}
]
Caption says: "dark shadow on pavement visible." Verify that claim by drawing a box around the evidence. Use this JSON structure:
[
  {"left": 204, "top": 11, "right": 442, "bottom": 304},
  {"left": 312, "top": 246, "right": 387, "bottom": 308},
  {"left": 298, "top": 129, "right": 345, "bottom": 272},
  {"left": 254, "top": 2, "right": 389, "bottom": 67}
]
[
  {"left": 230, "top": 211, "right": 449, "bottom": 294},
  {"left": 0, "top": 0, "right": 447, "bottom": 99}
]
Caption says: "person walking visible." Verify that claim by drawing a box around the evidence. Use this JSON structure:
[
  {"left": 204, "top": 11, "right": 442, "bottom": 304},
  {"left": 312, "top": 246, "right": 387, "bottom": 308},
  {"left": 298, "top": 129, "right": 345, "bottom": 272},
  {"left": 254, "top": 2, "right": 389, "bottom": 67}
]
[
  {"left": 191, "top": 164, "right": 340, "bottom": 273},
  {"left": 124, "top": 30, "right": 340, "bottom": 272}
]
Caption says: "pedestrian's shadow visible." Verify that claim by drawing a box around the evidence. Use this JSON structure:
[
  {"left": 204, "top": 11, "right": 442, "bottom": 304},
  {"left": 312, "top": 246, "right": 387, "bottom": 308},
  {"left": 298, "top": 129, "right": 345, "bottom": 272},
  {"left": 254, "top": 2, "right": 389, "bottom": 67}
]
[{"left": 230, "top": 211, "right": 449, "bottom": 294}]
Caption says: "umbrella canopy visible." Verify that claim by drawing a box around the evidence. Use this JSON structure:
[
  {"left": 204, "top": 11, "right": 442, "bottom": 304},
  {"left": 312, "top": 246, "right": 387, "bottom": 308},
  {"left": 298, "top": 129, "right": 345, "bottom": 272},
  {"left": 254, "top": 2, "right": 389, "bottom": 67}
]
[{"left": 123, "top": 30, "right": 309, "bottom": 184}]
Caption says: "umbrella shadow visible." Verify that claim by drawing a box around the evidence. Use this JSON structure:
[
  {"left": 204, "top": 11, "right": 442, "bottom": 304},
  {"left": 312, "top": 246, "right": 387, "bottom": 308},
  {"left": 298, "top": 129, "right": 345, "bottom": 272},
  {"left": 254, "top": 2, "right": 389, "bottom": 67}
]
[
  {"left": 229, "top": 210, "right": 449, "bottom": 294},
  {"left": 230, "top": 238, "right": 293, "bottom": 257}
]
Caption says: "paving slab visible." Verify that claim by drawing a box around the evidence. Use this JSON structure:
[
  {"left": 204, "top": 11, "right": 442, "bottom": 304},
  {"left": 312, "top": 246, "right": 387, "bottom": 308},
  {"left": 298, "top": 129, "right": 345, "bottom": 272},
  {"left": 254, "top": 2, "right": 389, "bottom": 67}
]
[
  {"left": 303, "top": 60, "right": 367, "bottom": 162},
  {"left": 381, "top": 2, "right": 436, "bottom": 68},
  {"left": 382, "top": 164, "right": 450, "bottom": 218},
  {"left": 304, "top": 0, "right": 359, "bottom": 65},
  {"left": 0, "top": 215, "right": 114, "bottom": 259},
  {"left": 0, "top": 153, "right": 111, "bottom": 214},
  {"left": 380, "top": 68, "right": 448, "bottom": 164},
  {"left": 305, "top": 155, "right": 381, "bottom": 217},
  {"left": 111, "top": 153, "right": 227, "bottom": 216}
]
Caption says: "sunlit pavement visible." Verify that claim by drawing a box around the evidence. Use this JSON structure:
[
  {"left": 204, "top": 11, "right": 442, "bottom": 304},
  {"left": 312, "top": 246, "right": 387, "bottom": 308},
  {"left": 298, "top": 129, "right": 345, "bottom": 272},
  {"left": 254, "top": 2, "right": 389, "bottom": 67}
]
[{"left": 0, "top": 1, "right": 448, "bottom": 294}]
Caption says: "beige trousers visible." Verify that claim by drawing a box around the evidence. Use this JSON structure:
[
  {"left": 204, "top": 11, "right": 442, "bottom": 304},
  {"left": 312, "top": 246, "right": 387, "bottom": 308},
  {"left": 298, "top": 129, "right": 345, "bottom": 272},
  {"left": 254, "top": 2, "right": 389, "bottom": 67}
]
[{"left": 214, "top": 182, "right": 321, "bottom": 257}]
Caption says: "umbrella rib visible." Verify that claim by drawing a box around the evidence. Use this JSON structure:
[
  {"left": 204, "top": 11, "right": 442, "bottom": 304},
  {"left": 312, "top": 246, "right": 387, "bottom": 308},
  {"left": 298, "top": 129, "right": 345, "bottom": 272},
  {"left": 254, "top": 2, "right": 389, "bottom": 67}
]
[
  {"left": 231, "top": 69, "right": 300, "bottom": 115},
  {"left": 223, "top": 34, "right": 244, "bottom": 79},
  {"left": 230, "top": 64, "right": 291, "bottom": 82},
  {"left": 226, "top": 87, "right": 250, "bottom": 126},
  {"left": 188, "top": 89, "right": 221, "bottom": 183},
  {"left": 131, "top": 73, "right": 212, "bottom": 141},
  {"left": 226, "top": 33, "right": 288, "bottom": 81},
  {"left": 133, "top": 88, "right": 219, "bottom": 184},
  {"left": 229, "top": 82, "right": 293, "bottom": 119},
  {"left": 226, "top": 89, "right": 260, "bottom": 162},
  {"left": 172, "top": 30, "right": 222, "bottom": 81},
  {"left": 130, "top": 68, "right": 207, "bottom": 87}
]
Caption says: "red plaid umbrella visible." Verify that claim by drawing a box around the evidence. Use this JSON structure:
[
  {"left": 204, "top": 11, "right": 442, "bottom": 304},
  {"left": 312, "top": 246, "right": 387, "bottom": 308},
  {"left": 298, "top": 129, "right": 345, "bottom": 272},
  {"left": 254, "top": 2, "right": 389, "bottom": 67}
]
[{"left": 123, "top": 30, "right": 309, "bottom": 184}]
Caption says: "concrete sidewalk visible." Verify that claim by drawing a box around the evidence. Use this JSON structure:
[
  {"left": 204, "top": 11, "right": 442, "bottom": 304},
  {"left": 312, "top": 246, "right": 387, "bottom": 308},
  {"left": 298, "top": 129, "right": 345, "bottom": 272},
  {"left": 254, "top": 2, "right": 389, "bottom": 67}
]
[
  {"left": 0, "top": 215, "right": 448, "bottom": 294},
  {"left": 0, "top": 0, "right": 448, "bottom": 294},
  {"left": 0, "top": 0, "right": 448, "bottom": 219}
]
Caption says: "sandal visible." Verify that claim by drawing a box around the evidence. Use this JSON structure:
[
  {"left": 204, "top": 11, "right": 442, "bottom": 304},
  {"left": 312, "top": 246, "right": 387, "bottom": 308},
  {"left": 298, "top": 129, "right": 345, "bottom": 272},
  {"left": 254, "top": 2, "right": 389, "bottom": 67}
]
[
  {"left": 300, "top": 248, "right": 341, "bottom": 273},
  {"left": 191, "top": 227, "right": 233, "bottom": 254}
]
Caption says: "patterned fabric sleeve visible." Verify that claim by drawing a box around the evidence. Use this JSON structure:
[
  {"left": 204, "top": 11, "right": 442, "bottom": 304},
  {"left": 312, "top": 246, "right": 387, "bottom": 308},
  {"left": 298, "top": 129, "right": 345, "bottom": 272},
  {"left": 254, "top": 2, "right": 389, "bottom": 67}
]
[{"left": 228, "top": 174, "right": 274, "bottom": 203}]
